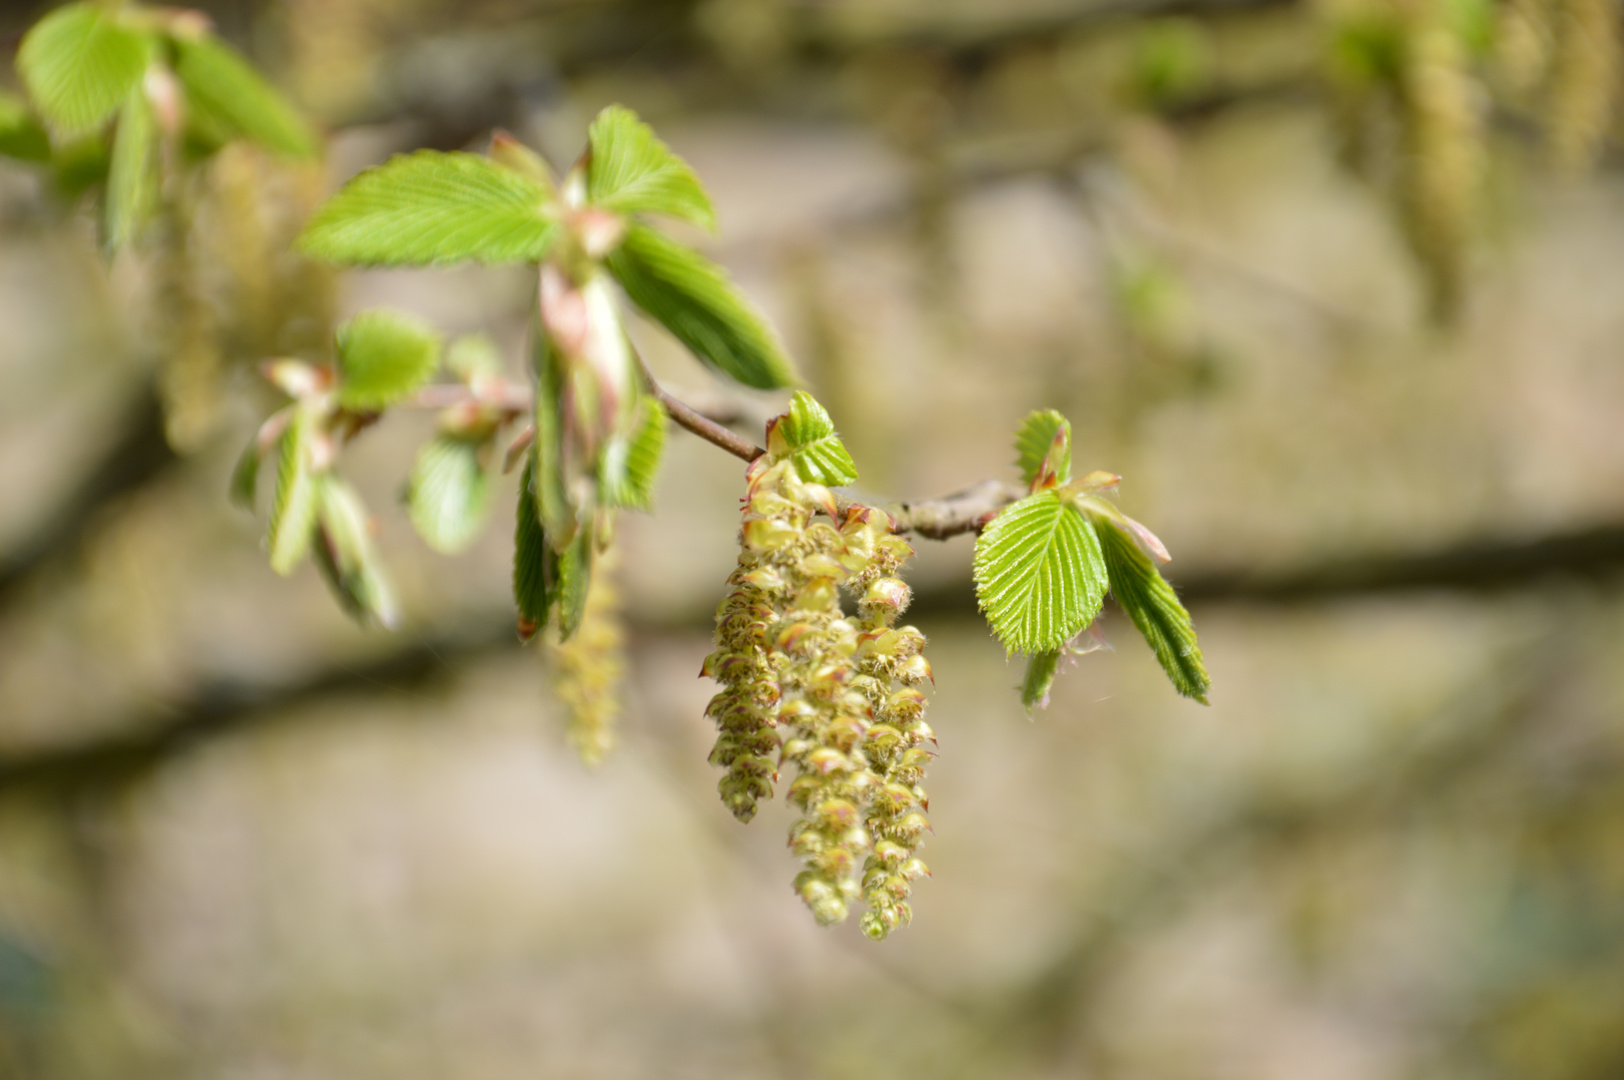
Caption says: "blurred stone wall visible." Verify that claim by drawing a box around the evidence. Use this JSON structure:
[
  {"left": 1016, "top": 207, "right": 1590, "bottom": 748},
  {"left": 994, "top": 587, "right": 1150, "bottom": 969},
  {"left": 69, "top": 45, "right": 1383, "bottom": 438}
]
[{"left": 0, "top": 1, "right": 1622, "bottom": 1077}]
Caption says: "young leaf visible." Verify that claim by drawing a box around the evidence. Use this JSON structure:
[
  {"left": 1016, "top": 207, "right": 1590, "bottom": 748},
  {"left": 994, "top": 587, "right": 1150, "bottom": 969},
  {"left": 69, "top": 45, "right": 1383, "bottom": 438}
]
[
  {"left": 406, "top": 435, "right": 491, "bottom": 553},
  {"left": 529, "top": 322, "right": 580, "bottom": 546},
  {"left": 334, "top": 310, "right": 442, "bottom": 411},
  {"left": 1014, "top": 410, "right": 1071, "bottom": 489},
  {"left": 766, "top": 390, "right": 859, "bottom": 486},
  {"left": 446, "top": 333, "right": 505, "bottom": 384},
  {"left": 601, "top": 396, "right": 667, "bottom": 511},
  {"left": 606, "top": 223, "right": 797, "bottom": 390},
  {"left": 267, "top": 408, "right": 320, "bottom": 575},
  {"left": 105, "top": 86, "right": 158, "bottom": 252},
  {"left": 585, "top": 105, "right": 715, "bottom": 230},
  {"left": 0, "top": 95, "right": 51, "bottom": 163},
  {"left": 973, "top": 491, "right": 1108, "bottom": 655},
  {"left": 229, "top": 440, "right": 262, "bottom": 509},
  {"left": 1021, "top": 649, "right": 1063, "bottom": 712},
  {"left": 514, "top": 457, "right": 558, "bottom": 640},
  {"left": 1096, "top": 518, "right": 1210, "bottom": 703},
  {"left": 555, "top": 529, "right": 594, "bottom": 641},
  {"left": 17, "top": 4, "right": 153, "bottom": 138},
  {"left": 314, "top": 476, "right": 399, "bottom": 628},
  {"left": 171, "top": 32, "right": 318, "bottom": 159},
  {"left": 298, "top": 150, "right": 558, "bottom": 266}
]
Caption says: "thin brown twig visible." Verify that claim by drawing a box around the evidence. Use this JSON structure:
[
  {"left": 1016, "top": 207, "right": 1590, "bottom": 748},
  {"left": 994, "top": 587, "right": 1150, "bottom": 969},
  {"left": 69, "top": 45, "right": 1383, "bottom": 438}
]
[
  {"left": 652, "top": 382, "right": 767, "bottom": 463},
  {"left": 417, "top": 361, "right": 1021, "bottom": 538}
]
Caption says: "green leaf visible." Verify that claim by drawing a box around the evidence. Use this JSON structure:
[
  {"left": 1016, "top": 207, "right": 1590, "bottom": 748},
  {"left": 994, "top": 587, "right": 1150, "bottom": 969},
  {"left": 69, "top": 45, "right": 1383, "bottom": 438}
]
[
  {"left": 17, "top": 4, "right": 153, "bottom": 138},
  {"left": 766, "top": 390, "right": 859, "bottom": 486},
  {"left": 50, "top": 135, "right": 109, "bottom": 199},
  {"left": 267, "top": 407, "right": 321, "bottom": 575},
  {"left": 334, "top": 309, "right": 442, "bottom": 410},
  {"left": 555, "top": 529, "right": 594, "bottom": 641},
  {"left": 1021, "top": 649, "right": 1063, "bottom": 712},
  {"left": 446, "top": 332, "right": 504, "bottom": 384},
  {"left": 585, "top": 104, "right": 715, "bottom": 230},
  {"left": 105, "top": 87, "right": 158, "bottom": 252},
  {"left": 298, "top": 150, "right": 559, "bottom": 266},
  {"left": 406, "top": 435, "right": 491, "bottom": 553},
  {"left": 314, "top": 476, "right": 399, "bottom": 628},
  {"left": 529, "top": 322, "right": 579, "bottom": 546},
  {"left": 0, "top": 94, "right": 51, "bottom": 163},
  {"left": 171, "top": 32, "right": 318, "bottom": 158},
  {"left": 229, "top": 439, "right": 262, "bottom": 509},
  {"left": 1014, "top": 409, "right": 1071, "bottom": 489},
  {"left": 1096, "top": 518, "right": 1210, "bottom": 703},
  {"left": 514, "top": 457, "right": 558, "bottom": 640},
  {"left": 973, "top": 491, "right": 1108, "bottom": 655},
  {"left": 601, "top": 396, "right": 666, "bottom": 511},
  {"left": 606, "top": 223, "right": 797, "bottom": 390}
]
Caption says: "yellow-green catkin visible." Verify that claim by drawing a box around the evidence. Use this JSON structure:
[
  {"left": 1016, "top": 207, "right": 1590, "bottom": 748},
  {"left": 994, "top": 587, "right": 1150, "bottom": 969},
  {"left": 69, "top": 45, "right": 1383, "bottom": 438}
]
[
  {"left": 155, "top": 184, "right": 223, "bottom": 451},
  {"left": 1495, "top": 0, "right": 1554, "bottom": 102},
  {"left": 548, "top": 551, "right": 625, "bottom": 768},
  {"left": 1399, "top": 9, "right": 1483, "bottom": 320},
  {"left": 1548, "top": 0, "right": 1620, "bottom": 172},
  {"left": 702, "top": 456, "right": 933, "bottom": 938}
]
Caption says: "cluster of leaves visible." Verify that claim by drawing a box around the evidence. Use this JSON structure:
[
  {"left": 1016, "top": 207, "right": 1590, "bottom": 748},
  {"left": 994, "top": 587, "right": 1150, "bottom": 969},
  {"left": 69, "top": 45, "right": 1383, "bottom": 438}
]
[
  {"left": 6, "top": 2, "right": 317, "bottom": 249},
  {"left": 974, "top": 410, "right": 1210, "bottom": 709},
  {"left": 231, "top": 319, "right": 522, "bottom": 625},
  {"left": 280, "top": 106, "right": 797, "bottom": 645}
]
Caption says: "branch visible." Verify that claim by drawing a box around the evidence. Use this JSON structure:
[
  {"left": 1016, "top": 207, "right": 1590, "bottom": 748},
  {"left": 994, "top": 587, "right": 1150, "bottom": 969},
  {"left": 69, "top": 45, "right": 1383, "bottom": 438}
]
[
  {"left": 0, "top": 381, "right": 176, "bottom": 609},
  {"left": 881, "top": 479, "right": 1026, "bottom": 540},
  {"left": 9, "top": 513, "right": 1624, "bottom": 792},
  {"left": 652, "top": 382, "right": 766, "bottom": 463}
]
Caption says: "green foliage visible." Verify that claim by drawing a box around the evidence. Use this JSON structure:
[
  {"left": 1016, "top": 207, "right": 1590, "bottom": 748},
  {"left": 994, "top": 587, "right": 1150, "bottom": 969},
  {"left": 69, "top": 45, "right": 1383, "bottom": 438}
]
[
  {"left": 0, "top": 94, "right": 51, "bottom": 163},
  {"left": 170, "top": 32, "right": 318, "bottom": 159},
  {"left": 514, "top": 459, "right": 558, "bottom": 639},
  {"left": 299, "top": 151, "right": 559, "bottom": 266},
  {"left": 446, "top": 333, "right": 505, "bottom": 384},
  {"left": 229, "top": 435, "right": 265, "bottom": 509},
  {"left": 973, "top": 490, "right": 1108, "bottom": 655},
  {"left": 586, "top": 105, "right": 715, "bottom": 230},
  {"left": 49, "top": 135, "right": 110, "bottom": 199},
  {"left": 105, "top": 85, "right": 158, "bottom": 252},
  {"left": 606, "top": 223, "right": 797, "bottom": 390},
  {"left": 766, "top": 391, "right": 860, "bottom": 486},
  {"left": 555, "top": 530, "right": 594, "bottom": 641},
  {"left": 314, "top": 476, "right": 398, "bottom": 628},
  {"left": 1014, "top": 409, "right": 1071, "bottom": 490},
  {"left": 1095, "top": 517, "right": 1211, "bottom": 703},
  {"left": 528, "top": 326, "right": 578, "bottom": 545},
  {"left": 406, "top": 436, "right": 491, "bottom": 554},
  {"left": 601, "top": 397, "right": 667, "bottom": 511},
  {"left": 268, "top": 408, "right": 320, "bottom": 575},
  {"left": 334, "top": 310, "right": 442, "bottom": 411},
  {"left": 17, "top": 3, "right": 153, "bottom": 138}
]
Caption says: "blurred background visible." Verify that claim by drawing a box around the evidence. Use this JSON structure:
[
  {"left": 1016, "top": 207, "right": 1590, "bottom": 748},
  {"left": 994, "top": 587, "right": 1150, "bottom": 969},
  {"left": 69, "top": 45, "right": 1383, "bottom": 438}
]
[{"left": 2, "top": 0, "right": 1624, "bottom": 1076}]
